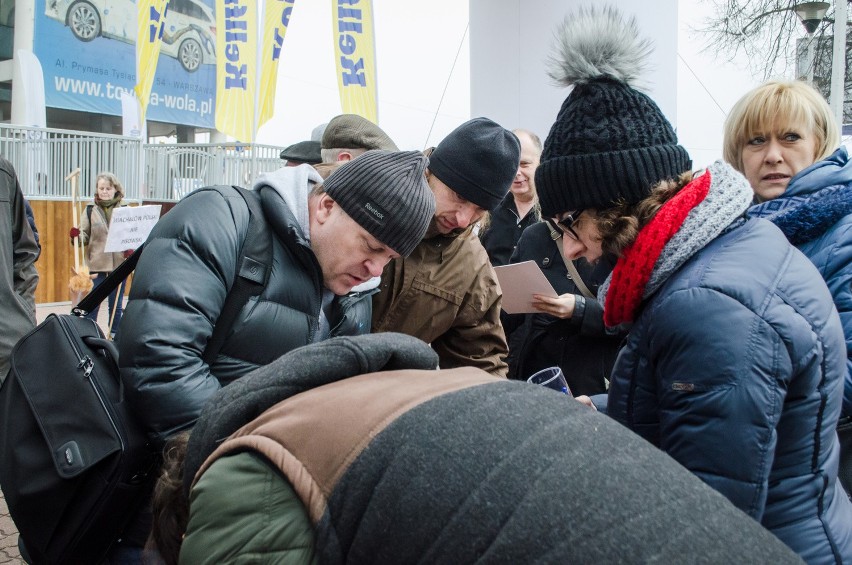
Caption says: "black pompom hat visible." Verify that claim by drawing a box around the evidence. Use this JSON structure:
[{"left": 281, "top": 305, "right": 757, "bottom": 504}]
[{"left": 535, "top": 7, "right": 691, "bottom": 218}]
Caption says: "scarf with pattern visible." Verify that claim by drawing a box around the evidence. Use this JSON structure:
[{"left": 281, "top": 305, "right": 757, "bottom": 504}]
[{"left": 748, "top": 183, "right": 852, "bottom": 246}]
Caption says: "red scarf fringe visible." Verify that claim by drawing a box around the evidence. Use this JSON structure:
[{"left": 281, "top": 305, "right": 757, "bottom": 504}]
[{"left": 603, "top": 171, "right": 712, "bottom": 327}]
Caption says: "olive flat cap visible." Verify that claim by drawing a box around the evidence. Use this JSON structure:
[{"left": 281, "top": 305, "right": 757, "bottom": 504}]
[{"left": 322, "top": 114, "right": 399, "bottom": 151}]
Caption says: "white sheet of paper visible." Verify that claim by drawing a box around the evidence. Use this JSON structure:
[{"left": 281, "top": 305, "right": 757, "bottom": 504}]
[
  {"left": 104, "top": 205, "right": 162, "bottom": 252},
  {"left": 494, "top": 260, "right": 559, "bottom": 314}
]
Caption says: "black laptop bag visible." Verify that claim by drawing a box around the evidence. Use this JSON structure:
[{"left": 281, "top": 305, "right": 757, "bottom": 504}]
[{"left": 0, "top": 185, "right": 271, "bottom": 564}]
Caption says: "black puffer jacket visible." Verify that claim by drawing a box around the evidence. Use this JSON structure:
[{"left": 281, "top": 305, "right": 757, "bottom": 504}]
[
  {"left": 119, "top": 183, "right": 373, "bottom": 446},
  {"left": 504, "top": 221, "right": 622, "bottom": 395},
  {"left": 480, "top": 193, "right": 539, "bottom": 267}
]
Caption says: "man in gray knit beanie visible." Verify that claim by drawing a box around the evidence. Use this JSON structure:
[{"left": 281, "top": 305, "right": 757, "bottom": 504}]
[
  {"left": 115, "top": 149, "right": 438, "bottom": 553},
  {"left": 323, "top": 150, "right": 433, "bottom": 258}
]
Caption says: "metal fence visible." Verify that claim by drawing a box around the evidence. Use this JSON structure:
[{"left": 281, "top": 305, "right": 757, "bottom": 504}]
[
  {"left": 142, "top": 143, "right": 282, "bottom": 200},
  {"left": 1, "top": 125, "right": 283, "bottom": 201}
]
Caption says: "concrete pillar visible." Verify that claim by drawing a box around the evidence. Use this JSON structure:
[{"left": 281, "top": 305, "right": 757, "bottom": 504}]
[
  {"left": 209, "top": 130, "right": 228, "bottom": 143},
  {"left": 9, "top": 0, "right": 36, "bottom": 124},
  {"left": 176, "top": 125, "right": 193, "bottom": 143}
]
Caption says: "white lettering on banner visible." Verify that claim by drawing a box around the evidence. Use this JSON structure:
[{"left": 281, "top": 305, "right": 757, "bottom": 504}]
[
  {"left": 104, "top": 205, "right": 163, "bottom": 253},
  {"left": 53, "top": 77, "right": 213, "bottom": 119},
  {"left": 337, "top": 0, "right": 365, "bottom": 87},
  {"left": 223, "top": 0, "right": 249, "bottom": 90}
]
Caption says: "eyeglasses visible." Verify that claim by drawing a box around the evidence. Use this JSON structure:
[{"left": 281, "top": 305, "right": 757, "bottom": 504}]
[{"left": 552, "top": 210, "right": 584, "bottom": 241}]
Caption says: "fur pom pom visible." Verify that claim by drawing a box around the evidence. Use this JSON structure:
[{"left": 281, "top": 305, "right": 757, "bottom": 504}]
[{"left": 547, "top": 6, "right": 653, "bottom": 89}]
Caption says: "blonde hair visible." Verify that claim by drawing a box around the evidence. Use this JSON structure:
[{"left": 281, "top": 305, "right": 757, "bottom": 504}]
[
  {"left": 95, "top": 171, "right": 125, "bottom": 198},
  {"left": 723, "top": 80, "right": 839, "bottom": 172}
]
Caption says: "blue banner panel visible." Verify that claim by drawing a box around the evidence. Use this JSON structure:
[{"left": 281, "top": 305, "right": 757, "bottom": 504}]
[{"left": 36, "top": 0, "right": 216, "bottom": 128}]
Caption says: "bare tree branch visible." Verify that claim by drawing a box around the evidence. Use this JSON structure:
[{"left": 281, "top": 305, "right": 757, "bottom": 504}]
[
  {"left": 698, "top": 0, "right": 852, "bottom": 120},
  {"left": 698, "top": 0, "right": 835, "bottom": 79}
]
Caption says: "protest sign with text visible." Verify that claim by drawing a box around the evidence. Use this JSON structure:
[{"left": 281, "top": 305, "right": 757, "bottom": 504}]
[{"left": 104, "top": 205, "right": 162, "bottom": 252}]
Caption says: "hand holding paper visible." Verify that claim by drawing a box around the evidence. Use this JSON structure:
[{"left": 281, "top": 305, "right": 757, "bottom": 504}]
[{"left": 493, "top": 261, "right": 558, "bottom": 314}]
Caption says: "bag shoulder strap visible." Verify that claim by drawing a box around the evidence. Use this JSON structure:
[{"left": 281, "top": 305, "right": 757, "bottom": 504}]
[
  {"left": 201, "top": 185, "right": 273, "bottom": 364},
  {"left": 72, "top": 246, "right": 143, "bottom": 316},
  {"left": 546, "top": 220, "right": 596, "bottom": 300}
]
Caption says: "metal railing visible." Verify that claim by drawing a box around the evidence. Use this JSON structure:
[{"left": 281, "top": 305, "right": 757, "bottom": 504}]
[
  {"left": 142, "top": 143, "right": 282, "bottom": 200},
  {"left": 1, "top": 125, "right": 283, "bottom": 201}
]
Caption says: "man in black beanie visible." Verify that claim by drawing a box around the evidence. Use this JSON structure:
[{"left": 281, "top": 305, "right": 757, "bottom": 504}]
[{"left": 372, "top": 118, "right": 520, "bottom": 376}]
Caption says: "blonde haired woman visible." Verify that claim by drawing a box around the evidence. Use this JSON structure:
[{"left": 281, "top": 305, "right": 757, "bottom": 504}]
[{"left": 723, "top": 80, "right": 851, "bottom": 420}]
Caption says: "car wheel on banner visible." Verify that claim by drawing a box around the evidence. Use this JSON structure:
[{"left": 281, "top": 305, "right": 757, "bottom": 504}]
[
  {"left": 179, "top": 37, "right": 202, "bottom": 73},
  {"left": 67, "top": 0, "right": 101, "bottom": 42}
]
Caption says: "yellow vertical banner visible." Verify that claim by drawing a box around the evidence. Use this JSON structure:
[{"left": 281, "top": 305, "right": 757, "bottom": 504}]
[
  {"left": 258, "top": 0, "right": 296, "bottom": 129},
  {"left": 134, "top": 0, "right": 171, "bottom": 121},
  {"left": 332, "top": 0, "right": 378, "bottom": 123},
  {"left": 215, "top": 0, "right": 258, "bottom": 142}
]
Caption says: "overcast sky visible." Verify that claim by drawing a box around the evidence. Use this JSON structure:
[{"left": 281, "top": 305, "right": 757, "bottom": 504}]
[
  {"left": 256, "top": 1, "right": 778, "bottom": 165},
  {"left": 256, "top": 0, "right": 470, "bottom": 151}
]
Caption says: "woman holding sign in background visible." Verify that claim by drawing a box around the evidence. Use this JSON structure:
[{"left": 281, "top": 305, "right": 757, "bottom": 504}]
[{"left": 69, "top": 172, "right": 130, "bottom": 338}]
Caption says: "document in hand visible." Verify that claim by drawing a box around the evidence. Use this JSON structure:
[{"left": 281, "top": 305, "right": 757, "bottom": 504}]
[{"left": 493, "top": 261, "right": 558, "bottom": 314}]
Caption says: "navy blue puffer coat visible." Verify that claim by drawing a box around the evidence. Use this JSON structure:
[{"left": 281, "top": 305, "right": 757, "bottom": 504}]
[{"left": 608, "top": 216, "right": 852, "bottom": 563}]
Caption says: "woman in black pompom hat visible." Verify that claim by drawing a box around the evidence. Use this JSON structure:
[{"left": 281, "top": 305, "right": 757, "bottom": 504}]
[{"left": 535, "top": 6, "right": 852, "bottom": 562}]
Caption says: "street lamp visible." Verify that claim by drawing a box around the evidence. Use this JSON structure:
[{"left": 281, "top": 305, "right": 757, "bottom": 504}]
[
  {"left": 793, "top": 1, "right": 846, "bottom": 128},
  {"left": 793, "top": 2, "right": 830, "bottom": 83},
  {"left": 794, "top": 2, "right": 830, "bottom": 33}
]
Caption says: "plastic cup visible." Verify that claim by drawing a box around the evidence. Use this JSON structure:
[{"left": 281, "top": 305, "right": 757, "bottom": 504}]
[{"left": 527, "top": 366, "right": 572, "bottom": 396}]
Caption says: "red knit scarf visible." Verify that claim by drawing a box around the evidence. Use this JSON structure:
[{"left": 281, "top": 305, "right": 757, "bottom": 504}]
[{"left": 603, "top": 171, "right": 712, "bottom": 327}]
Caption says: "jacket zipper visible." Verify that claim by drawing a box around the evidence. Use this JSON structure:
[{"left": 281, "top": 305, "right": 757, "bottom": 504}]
[
  {"left": 57, "top": 316, "right": 125, "bottom": 452},
  {"left": 56, "top": 316, "right": 128, "bottom": 559}
]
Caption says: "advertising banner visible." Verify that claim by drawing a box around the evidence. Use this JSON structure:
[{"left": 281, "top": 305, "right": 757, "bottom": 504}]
[
  {"left": 332, "top": 0, "right": 378, "bottom": 123},
  {"left": 215, "top": 0, "right": 257, "bottom": 142},
  {"left": 258, "top": 0, "right": 296, "bottom": 130},
  {"left": 135, "top": 0, "right": 172, "bottom": 121},
  {"left": 34, "top": 0, "right": 217, "bottom": 128}
]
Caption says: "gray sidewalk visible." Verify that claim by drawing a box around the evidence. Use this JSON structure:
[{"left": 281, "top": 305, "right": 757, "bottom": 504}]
[
  {"left": 0, "top": 494, "right": 20, "bottom": 564},
  {"left": 0, "top": 301, "right": 118, "bottom": 564}
]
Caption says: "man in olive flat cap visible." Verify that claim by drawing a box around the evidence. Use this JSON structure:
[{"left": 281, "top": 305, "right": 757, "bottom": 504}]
[{"left": 321, "top": 114, "right": 398, "bottom": 163}]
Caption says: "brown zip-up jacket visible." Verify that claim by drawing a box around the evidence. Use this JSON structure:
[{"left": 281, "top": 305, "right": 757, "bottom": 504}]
[{"left": 371, "top": 227, "right": 508, "bottom": 376}]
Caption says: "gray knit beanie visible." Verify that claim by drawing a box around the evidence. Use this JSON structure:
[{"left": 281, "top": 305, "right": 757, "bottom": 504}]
[
  {"left": 428, "top": 118, "right": 521, "bottom": 211},
  {"left": 324, "top": 150, "right": 435, "bottom": 256}
]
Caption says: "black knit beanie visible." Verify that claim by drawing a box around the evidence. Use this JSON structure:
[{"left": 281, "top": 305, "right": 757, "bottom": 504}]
[
  {"left": 535, "top": 7, "right": 691, "bottom": 218},
  {"left": 428, "top": 118, "right": 521, "bottom": 211},
  {"left": 324, "top": 150, "right": 435, "bottom": 257}
]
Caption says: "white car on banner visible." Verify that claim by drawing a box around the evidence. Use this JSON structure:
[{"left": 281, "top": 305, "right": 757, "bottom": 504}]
[{"left": 45, "top": 0, "right": 216, "bottom": 73}]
